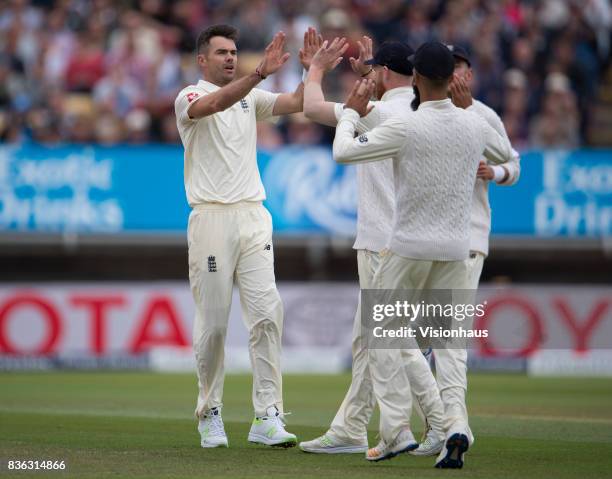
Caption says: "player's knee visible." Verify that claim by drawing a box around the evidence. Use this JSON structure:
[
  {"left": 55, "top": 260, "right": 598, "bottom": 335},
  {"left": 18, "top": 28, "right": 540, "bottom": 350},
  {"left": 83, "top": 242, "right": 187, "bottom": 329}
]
[
  {"left": 247, "top": 291, "right": 283, "bottom": 323},
  {"left": 250, "top": 318, "right": 281, "bottom": 343},
  {"left": 194, "top": 323, "right": 227, "bottom": 350}
]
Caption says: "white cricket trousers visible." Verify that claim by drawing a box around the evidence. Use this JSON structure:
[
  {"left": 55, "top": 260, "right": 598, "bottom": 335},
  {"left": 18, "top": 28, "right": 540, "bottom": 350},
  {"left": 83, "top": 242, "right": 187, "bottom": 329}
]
[
  {"left": 188, "top": 201, "right": 284, "bottom": 419},
  {"left": 327, "top": 249, "right": 445, "bottom": 444},
  {"left": 368, "top": 250, "right": 471, "bottom": 443},
  {"left": 432, "top": 251, "right": 484, "bottom": 438}
]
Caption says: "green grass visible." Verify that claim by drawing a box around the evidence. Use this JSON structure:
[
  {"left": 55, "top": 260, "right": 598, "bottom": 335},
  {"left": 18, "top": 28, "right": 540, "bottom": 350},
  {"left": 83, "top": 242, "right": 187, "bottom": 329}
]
[{"left": 1, "top": 372, "right": 612, "bottom": 478}]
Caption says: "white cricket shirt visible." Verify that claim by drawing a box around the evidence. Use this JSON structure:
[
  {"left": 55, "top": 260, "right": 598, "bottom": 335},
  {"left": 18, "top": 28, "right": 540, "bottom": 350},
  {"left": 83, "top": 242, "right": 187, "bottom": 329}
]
[
  {"left": 333, "top": 99, "right": 515, "bottom": 261},
  {"left": 174, "top": 79, "right": 279, "bottom": 206}
]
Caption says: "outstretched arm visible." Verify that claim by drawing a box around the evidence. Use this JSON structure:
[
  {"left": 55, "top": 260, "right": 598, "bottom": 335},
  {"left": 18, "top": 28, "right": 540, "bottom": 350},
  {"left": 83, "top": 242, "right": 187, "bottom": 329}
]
[
  {"left": 333, "top": 80, "right": 404, "bottom": 164},
  {"left": 271, "top": 26, "right": 336, "bottom": 116},
  {"left": 188, "top": 32, "right": 290, "bottom": 119},
  {"left": 272, "top": 82, "right": 304, "bottom": 115},
  {"left": 269, "top": 26, "right": 324, "bottom": 116},
  {"left": 304, "top": 36, "right": 349, "bottom": 125}
]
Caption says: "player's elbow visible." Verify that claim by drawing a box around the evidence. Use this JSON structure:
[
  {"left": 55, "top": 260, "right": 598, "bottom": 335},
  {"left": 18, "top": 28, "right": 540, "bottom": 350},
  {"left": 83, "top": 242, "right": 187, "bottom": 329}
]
[
  {"left": 303, "top": 101, "right": 319, "bottom": 120},
  {"left": 332, "top": 145, "right": 351, "bottom": 164}
]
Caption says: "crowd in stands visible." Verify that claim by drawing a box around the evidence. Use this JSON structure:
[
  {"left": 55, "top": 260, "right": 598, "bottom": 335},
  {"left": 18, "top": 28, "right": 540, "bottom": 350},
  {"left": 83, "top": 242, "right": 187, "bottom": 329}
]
[{"left": 0, "top": 0, "right": 610, "bottom": 149}]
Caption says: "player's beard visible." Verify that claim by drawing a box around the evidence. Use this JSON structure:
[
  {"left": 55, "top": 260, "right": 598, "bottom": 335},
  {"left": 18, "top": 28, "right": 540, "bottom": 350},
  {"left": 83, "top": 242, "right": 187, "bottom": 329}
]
[{"left": 411, "top": 85, "right": 421, "bottom": 111}]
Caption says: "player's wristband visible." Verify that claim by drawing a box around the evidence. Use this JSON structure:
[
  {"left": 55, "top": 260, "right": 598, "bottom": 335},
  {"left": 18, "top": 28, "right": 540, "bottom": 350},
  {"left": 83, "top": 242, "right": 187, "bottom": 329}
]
[
  {"left": 361, "top": 68, "right": 374, "bottom": 77},
  {"left": 302, "top": 69, "right": 308, "bottom": 82},
  {"left": 491, "top": 165, "right": 507, "bottom": 183},
  {"left": 255, "top": 67, "right": 267, "bottom": 80}
]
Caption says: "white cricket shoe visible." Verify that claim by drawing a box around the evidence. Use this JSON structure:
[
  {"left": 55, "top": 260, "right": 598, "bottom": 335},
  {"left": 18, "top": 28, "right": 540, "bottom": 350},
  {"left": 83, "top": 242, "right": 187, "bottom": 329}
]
[
  {"left": 198, "top": 406, "right": 228, "bottom": 448},
  {"left": 435, "top": 432, "right": 470, "bottom": 469},
  {"left": 409, "top": 428, "right": 445, "bottom": 456},
  {"left": 299, "top": 434, "right": 368, "bottom": 454},
  {"left": 365, "top": 428, "right": 418, "bottom": 462},
  {"left": 248, "top": 406, "right": 297, "bottom": 448}
]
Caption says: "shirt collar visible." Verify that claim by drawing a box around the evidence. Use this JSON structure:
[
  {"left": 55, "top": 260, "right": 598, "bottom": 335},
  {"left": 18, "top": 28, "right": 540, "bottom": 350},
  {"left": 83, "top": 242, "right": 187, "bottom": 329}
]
[
  {"left": 381, "top": 86, "right": 414, "bottom": 101},
  {"left": 198, "top": 79, "right": 221, "bottom": 91},
  {"left": 418, "top": 98, "right": 454, "bottom": 110}
]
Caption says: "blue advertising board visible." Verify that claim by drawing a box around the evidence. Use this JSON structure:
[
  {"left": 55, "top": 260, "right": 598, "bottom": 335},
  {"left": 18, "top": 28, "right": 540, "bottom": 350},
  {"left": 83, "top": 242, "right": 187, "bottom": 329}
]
[
  {"left": 489, "top": 149, "right": 611, "bottom": 237},
  {"left": 0, "top": 144, "right": 610, "bottom": 239}
]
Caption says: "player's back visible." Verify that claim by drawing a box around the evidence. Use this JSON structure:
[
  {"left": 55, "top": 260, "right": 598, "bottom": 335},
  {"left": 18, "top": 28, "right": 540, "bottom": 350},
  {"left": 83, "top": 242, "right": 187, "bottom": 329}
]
[{"left": 389, "top": 99, "right": 488, "bottom": 261}]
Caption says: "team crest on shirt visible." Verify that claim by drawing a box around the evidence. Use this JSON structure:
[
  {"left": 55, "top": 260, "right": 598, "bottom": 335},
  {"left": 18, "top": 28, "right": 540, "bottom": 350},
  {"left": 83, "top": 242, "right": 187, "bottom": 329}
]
[
  {"left": 187, "top": 92, "right": 200, "bottom": 103},
  {"left": 240, "top": 99, "right": 249, "bottom": 112},
  {"left": 358, "top": 134, "right": 368, "bottom": 144}
]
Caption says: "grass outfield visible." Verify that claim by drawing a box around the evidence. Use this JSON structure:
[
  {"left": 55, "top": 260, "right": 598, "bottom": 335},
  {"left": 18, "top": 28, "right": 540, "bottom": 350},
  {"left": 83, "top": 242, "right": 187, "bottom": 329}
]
[{"left": 1, "top": 372, "right": 612, "bottom": 478}]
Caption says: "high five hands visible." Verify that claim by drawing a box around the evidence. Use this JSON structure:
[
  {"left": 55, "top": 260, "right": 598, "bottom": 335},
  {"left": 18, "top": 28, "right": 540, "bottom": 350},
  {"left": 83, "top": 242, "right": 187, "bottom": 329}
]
[
  {"left": 344, "top": 79, "right": 376, "bottom": 117},
  {"left": 349, "top": 35, "right": 374, "bottom": 76},
  {"left": 303, "top": 28, "right": 376, "bottom": 79},
  {"left": 299, "top": 27, "right": 323, "bottom": 70},
  {"left": 257, "top": 32, "right": 291, "bottom": 78},
  {"left": 311, "top": 36, "right": 350, "bottom": 72}
]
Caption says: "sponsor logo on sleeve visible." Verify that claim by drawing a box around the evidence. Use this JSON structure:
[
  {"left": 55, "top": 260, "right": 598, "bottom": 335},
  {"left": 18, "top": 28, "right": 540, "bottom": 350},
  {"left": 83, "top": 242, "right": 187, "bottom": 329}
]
[{"left": 187, "top": 92, "right": 200, "bottom": 103}]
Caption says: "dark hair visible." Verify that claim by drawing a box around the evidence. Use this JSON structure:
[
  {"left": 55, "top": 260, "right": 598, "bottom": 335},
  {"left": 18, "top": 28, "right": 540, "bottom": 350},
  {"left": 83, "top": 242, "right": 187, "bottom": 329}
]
[
  {"left": 196, "top": 24, "right": 238, "bottom": 53},
  {"left": 428, "top": 77, "right": 450, "bottom": 88},
  {"left": 411, "top": 84, "right": 420, "bottom": 111}
]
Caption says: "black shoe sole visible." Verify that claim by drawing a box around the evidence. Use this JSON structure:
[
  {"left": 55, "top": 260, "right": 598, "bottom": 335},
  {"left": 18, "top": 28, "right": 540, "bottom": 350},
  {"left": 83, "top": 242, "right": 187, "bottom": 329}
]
[
  {"left": 368, "top": 442, "right": 419, "bottom": 462},
  {"left": 271, "top": 441, "right": 297, "bottom": 449},
  {"left": 435, "top": 433, "right": 469, "bottom": 469},
  {"left": 249, "top": 440, "right": 297, "bottom": 449}
]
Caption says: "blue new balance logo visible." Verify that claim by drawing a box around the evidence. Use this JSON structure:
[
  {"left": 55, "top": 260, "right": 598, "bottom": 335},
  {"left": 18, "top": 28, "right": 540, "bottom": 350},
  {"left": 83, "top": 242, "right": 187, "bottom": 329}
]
[{"left": 240, "top": 99, "right": 249, "bottom": 112}]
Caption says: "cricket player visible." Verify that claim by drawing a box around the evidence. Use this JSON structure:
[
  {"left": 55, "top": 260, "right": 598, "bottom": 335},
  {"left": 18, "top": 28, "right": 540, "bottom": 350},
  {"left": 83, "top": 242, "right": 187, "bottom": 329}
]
[
  {"left": 174, "top": 24, "right": 313, "bottom": 449},
  {"left": 332, "top": 42, "right": 516, "bottom": 464},
  {"left": 297, "top": 31, "right": 446, "bottom": 457},
  {"left": 413, "top": 44, "right": 522, "bottom": 464}
]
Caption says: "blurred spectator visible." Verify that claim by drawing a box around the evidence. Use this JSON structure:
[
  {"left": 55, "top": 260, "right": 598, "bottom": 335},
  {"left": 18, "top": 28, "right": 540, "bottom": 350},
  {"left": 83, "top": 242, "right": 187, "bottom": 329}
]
[
  {"left": 396, "top": 4, "right": 435, "bottom": 48},
  {"left": 160, "top": 114, "right": 181, "bottom": 143},
  {"left": 125, "top": 108, "right": 152, "bottom": 144},
  {"left": 502, "top": 69, "right": 530, "bottom": 149},
  {"left": 93, "top": 64, "right": 143, "bottom": 116},
  {"left": 64, "top": 31, "right": 105, "bottom": 93},
  {"left": 233, "top": 0, "right": 279, "bottom": 52},
  {"left": 95, "top": 113, "right": 125, "bottom": 145},
  {"left": 257, "top": 122, "right": 284, "bottom": 150},
  {"left": 529, "top": 72, "right": 580, "bottom": 149},
  {"left": 0, "top": 0, "right": 609, "bottom": 149},
  {"left": 286, "top": 113, "right": 326, "bottom": 146}
]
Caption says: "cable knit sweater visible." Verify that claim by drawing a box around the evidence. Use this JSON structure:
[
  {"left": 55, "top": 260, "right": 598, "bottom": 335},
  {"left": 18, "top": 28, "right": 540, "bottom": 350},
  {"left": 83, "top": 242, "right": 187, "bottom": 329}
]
[
  {"left": 333, "top": 87, "right": 415, "bottom": 253},
  {"left": 333, "top": 99, "right": 514, "bottom": 261}
]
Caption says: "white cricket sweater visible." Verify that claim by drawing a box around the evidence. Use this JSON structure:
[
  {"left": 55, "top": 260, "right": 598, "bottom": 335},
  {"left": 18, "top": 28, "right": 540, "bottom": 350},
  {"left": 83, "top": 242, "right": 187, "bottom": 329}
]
[
  {"left": 333, "top": 99, "right": 514, "bottom": 261},
  {"left": 333, "top": 86, "right": 415, "bottom": 253}
]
